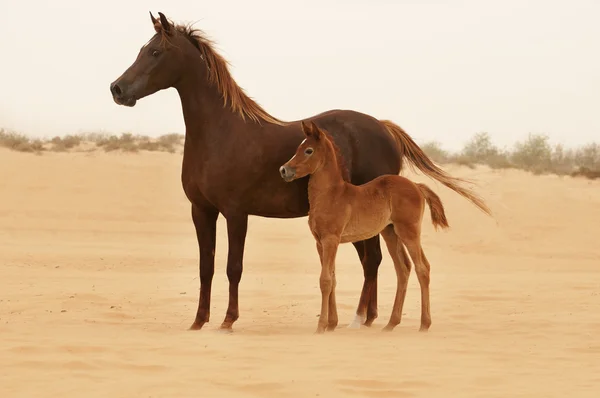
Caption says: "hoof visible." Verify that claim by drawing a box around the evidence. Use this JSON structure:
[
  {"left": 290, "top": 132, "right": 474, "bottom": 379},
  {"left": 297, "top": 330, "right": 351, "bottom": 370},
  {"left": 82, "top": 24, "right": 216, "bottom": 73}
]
[
  {"left": 347, "top": 315, "right": 366, "bottom": 329},
  {"left": 381, "top": 324, "right": 396, "bottom": 332},
  {"left": 189, "top": 321, "right": 206, "bottom": 330},
  {"left": 363, "top": 318, "right": 376, "bottom": 327},
  {"left": 218, "top": 321, "right": 234, "bottom": 333}
]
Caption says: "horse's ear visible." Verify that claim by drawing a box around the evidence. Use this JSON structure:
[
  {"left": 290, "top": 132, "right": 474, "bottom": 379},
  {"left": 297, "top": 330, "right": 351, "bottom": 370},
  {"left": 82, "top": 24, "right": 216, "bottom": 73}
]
[
  {"left": 149, "top": 11, "right": 158, "bottom": 26},
  {"left": 158, "top": 12, "right": 171, "bottom": 34},
  {"left": 300, "top": 121, "right": 311, "bottom": 137},
  {"left": 310, "top": 121, "right": 322, "bottom": 140}
]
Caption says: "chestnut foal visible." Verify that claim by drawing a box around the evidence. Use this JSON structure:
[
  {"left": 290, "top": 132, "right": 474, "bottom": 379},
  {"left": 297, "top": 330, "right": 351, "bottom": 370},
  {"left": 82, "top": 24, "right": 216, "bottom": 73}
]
[{"left": 279, "top": 121, "right": 450, "bottom": 334}]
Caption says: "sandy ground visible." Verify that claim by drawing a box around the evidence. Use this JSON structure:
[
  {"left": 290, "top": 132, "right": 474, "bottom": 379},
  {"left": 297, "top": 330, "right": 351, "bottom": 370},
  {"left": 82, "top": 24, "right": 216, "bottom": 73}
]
[{"left": 1, "top": 148, "right": 599, "bottom": 397}]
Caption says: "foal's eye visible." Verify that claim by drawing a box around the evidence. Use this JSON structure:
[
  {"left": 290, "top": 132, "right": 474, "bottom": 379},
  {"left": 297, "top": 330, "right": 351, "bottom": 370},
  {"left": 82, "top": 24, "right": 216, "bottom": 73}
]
[
  {"left": 304, "top": 148, "right": 314, "bottom": 156},
  {"left": 151, "top": 50, "right": 160, "bottom": 57}
]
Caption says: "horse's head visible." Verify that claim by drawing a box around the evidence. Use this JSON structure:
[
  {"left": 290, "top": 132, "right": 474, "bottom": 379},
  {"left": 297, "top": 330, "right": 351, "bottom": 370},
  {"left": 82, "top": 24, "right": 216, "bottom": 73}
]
[{"left": 110, "top": 12, "right": 198, "bottom": 107}]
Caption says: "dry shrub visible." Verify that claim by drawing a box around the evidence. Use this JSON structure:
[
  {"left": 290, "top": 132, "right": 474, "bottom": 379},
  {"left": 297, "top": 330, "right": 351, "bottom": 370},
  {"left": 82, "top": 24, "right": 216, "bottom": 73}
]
[
  {"left": 571, "top": 166, "right": 600, "bottom": 180},
  {"left": 95, "top": 133, "right": 139, "bottom": 152},
  {"left": 510, "top": 133, "right": 553, "bottom": 173},
  {"left": 137, "top": 133, "right": 183, "bottom": 153},
  {"left": 0, "top": 129, "right": 45, "bottom": 153},
  {"left": 452, "top": 155, "right": 476, "bottom": 169},
  {"left": 50, "top": 135, "right": 82, "bottom": 152},
  {"left": 420, "top": 141, "right": 450, "bottom": 164}
]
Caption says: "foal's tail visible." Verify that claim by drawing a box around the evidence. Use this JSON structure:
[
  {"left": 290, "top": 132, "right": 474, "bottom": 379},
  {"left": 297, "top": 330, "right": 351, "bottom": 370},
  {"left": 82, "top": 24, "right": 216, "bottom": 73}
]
[
  {"left": 380, "top": 119, "right": 492, "bottom": 217},
  {"left": 417, "top": 183, "right": 450, "bottom": 231}
]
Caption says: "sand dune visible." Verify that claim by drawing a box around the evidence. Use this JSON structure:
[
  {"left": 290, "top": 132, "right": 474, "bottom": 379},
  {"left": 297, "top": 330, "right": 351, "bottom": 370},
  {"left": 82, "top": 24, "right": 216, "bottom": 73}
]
[{"left": 1, "top": 148, "right": 599, "bottom": 397}]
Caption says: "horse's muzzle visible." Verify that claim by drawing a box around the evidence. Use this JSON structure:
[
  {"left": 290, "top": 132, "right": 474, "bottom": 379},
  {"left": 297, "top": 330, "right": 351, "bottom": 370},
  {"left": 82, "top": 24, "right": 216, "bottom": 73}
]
[{"left": 110, "top": 81, "right": 137, "bottom": 107}]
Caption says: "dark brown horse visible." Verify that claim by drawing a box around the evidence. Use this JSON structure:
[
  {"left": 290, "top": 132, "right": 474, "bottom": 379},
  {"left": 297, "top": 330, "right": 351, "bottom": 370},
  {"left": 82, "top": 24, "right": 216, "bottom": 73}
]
[{"left": 110, "top": 12, "right": 491, "bottom": 332}]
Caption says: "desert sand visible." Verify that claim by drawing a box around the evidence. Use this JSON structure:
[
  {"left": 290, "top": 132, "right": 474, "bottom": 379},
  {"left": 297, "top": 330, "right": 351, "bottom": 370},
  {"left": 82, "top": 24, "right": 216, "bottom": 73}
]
[{"left": 1, "top": 148, "right": 599, "bottom": 397}]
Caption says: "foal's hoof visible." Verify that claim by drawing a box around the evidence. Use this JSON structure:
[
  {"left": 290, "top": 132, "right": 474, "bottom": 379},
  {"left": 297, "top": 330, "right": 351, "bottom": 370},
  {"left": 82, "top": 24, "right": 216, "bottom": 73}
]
[
  {"left": 314, "top": 326, "right": 326, "bottom": 335},
  {"left": 381, "top": 324, "right": 396, "bottom": 332}
]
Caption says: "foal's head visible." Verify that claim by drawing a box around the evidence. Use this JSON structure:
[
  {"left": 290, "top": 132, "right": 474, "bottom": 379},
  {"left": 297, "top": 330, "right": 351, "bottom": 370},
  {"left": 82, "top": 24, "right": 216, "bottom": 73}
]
[
  {"left": 110, "top": 12, "right": 202, "bottom": 107},
  {"left": 280, "top": 121, "right": 333, "bottom": 182}
]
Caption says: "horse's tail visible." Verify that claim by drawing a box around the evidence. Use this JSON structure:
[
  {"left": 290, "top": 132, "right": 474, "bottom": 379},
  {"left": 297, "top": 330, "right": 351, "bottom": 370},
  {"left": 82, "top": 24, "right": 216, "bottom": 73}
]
[
  {"left": 417, "top": 183, "right": 450, "bottom": 230},
  {"left": 380, "top": 119, "right": 492, "bottom": 217}
]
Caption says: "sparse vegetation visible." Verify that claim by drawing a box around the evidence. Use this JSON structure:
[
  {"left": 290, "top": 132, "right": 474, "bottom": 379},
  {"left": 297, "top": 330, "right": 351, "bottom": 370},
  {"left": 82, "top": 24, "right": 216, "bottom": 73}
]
[
  {"left": 0, "top": 128, "right": 46, "bottom": 153},
  {"left": 0, "top": 128, "right": 185, "bottom": 155},
  {"left": 419, "top": 132, "right": 600, "bottom": 179},
  {"left": 50, "top": 134, "right": 83, "bottom": 152},
  {"left": 1, "top": 127, "right": 598, "bottom": 180}
]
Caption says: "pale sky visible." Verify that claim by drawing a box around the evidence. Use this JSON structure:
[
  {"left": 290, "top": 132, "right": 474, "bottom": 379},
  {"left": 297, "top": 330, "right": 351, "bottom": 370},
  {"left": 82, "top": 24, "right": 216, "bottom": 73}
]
[{"left": 1, "top": 0, "right": 599, "bottom": 150}]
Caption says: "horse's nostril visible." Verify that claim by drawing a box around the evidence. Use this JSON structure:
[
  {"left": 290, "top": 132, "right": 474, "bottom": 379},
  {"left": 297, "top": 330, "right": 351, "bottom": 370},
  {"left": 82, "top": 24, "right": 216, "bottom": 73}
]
[
  {"left": 280, "top": 166, "right": 286, "bottom": 176},
  {"left": 111, "top": 82, "right": 123, "bottom": 96}
]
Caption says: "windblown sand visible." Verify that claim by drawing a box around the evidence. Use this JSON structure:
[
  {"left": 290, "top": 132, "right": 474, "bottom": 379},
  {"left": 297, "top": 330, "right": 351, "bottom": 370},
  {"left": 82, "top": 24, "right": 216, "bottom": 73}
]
[{"left": 1, "top": 148, "right": 599, "bottom": 397}]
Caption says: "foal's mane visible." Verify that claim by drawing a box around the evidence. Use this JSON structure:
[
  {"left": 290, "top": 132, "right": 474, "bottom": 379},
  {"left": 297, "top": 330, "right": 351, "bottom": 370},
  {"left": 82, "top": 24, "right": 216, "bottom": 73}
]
[
  {"left": 319, "top": 129, "right": 351, "bottom": 182},
  {"left": 156, "top": 20, "right": 285, "bottom": 126}
]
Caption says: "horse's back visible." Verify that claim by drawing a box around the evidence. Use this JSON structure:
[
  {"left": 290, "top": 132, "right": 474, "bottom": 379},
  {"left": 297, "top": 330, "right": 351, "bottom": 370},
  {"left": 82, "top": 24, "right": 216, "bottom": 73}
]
[{"left": 306, "top": 109, "right": 402, "bottom": 184}]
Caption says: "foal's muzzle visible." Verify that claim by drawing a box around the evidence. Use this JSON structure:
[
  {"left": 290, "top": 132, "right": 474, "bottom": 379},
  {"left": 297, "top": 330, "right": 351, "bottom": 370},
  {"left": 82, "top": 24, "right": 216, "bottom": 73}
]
[{"left": 279, "top": 165, "right": 296, "bottom": 182}]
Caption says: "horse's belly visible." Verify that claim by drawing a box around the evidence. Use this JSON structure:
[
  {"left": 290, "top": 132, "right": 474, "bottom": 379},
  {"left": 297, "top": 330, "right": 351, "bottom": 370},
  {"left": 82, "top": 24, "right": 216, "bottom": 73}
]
[{"left": 340, "top": 213, "right": 391, "bottom": 243}]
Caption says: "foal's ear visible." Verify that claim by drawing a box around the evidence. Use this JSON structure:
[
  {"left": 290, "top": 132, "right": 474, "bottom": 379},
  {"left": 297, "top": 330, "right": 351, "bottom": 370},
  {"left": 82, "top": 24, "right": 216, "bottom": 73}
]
[
  {"left": 157, "top": 12, "right": 172, "bottom": 34},
  {"left": 310, "top": 121, "right": 322, "bottom": 139},
  {"left": 301, "top": 121, "right": 312, "bottom": 137}
]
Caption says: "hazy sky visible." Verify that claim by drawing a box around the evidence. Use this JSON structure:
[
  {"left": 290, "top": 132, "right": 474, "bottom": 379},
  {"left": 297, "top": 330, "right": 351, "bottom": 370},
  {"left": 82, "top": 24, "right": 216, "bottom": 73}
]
[{"left": 1, "top": 0, "right": 599, "bottom": 150}]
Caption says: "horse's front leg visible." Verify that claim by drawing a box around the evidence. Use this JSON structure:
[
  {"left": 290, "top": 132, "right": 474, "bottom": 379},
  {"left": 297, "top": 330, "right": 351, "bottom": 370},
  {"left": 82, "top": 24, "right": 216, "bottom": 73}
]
[
  {"left": 189, "top": 203, "right": 219, "bottom": 330},
  {"left": 219, "top": 214, "right": 248, "bottom": 331}
]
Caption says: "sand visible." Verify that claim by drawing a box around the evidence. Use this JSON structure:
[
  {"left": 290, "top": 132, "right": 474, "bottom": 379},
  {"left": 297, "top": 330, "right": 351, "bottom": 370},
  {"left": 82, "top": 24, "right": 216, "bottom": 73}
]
[{"left": 1, "top": 148, "right": 599, "bottom": 397}]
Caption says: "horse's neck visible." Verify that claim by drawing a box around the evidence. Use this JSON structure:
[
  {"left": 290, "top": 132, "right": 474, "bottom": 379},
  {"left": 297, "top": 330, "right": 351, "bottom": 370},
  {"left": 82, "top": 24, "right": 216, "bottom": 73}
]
[
  {"left": 307, "top": 155, "right": 346, "bottom": 208},
  {"left": 175, "top": 61, "right": 257, "bottom": 147}
]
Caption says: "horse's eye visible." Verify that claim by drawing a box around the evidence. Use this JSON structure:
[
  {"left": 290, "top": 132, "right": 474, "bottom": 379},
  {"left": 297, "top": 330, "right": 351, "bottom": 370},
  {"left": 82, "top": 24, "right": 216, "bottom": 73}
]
[
  {"left": 152, "top": 50, "right": 160, "bottom": 57},
  {"left": 304, "top": 148, "right": 314, "bottom": 156}
]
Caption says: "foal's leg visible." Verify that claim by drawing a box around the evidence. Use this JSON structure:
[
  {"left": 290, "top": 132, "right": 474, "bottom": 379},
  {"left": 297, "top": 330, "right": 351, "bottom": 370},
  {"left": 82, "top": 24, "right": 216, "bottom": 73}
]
[
  {"left": 317, "top": 241, "right": 338, "bottom": 332},
  {"left": 317, "top": 236, "right": 340, "bottom": 334},
  {"left": 220, "top": 214, "right": 249, "bottom": 331},
  {"left": 190, "top": 203, "right": 219, "bottom": 330},
  {"left": 348, "top": 235, "right": 382, "bottom": 328},
  {"left": 348, "top": 241, "right": 367, "bottom": 329},
  {"left": 397, "top": 229, "right": 432, "bottom": 332},
  {"left": 327, "top": 268, "right": 339, "bottom": 331},
  {"left": 380, "top": 225, "right": 412, "bottom": 331}
]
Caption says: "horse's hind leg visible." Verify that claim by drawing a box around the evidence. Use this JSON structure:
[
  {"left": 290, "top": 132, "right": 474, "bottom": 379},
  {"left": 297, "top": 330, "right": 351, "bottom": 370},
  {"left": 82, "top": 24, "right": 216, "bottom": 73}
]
[
  {"left": 396, "top": 227, "right": 432, "bottom": 332},
  {"left": 380, "top": 225, "right": 412, "bottom": 331},
  {"left": 348, "top": 235, "right": 382, "bottom": 328}
]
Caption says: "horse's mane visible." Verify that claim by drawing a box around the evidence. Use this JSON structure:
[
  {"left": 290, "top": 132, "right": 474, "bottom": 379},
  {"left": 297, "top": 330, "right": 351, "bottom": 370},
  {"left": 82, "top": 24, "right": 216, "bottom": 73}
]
[
  {"left": 156, "top": 20, "right": 285, "bottom": 126},
  {"left": 319, "top": 130, "right": 351, "bottom": 182}
]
